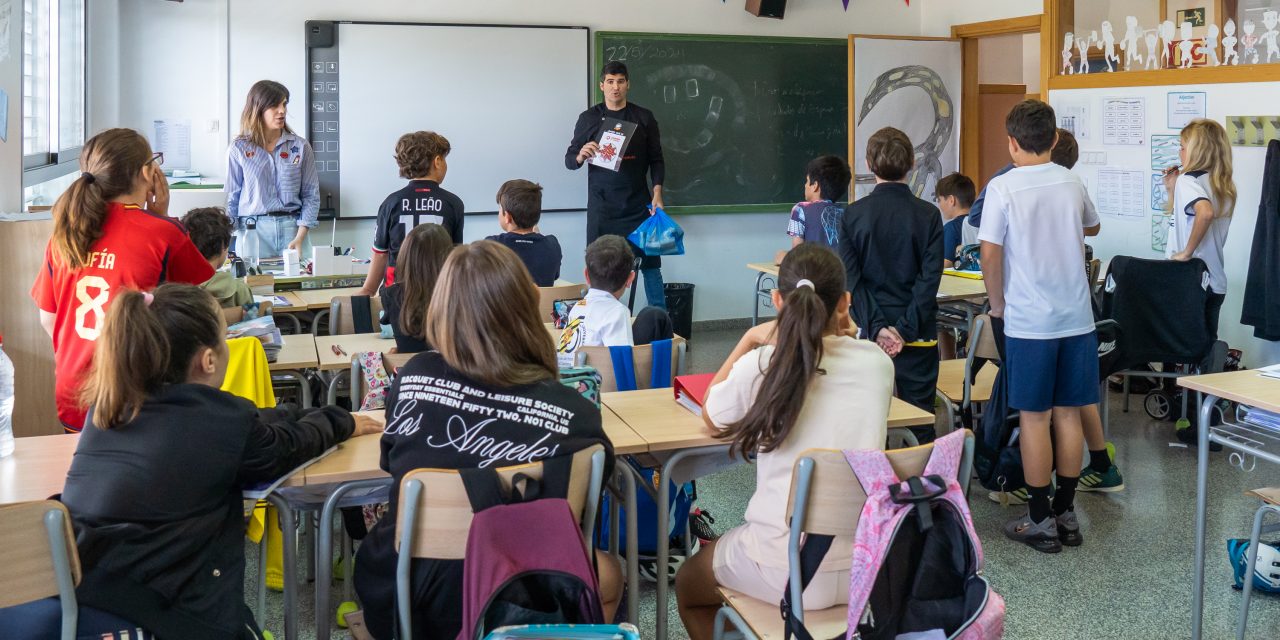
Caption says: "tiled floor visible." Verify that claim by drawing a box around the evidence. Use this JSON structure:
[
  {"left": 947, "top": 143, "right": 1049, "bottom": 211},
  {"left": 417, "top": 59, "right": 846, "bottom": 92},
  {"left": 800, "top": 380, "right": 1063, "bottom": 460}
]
[{"left": 251, "top": 325, "right": 1280, "bottom": 639}]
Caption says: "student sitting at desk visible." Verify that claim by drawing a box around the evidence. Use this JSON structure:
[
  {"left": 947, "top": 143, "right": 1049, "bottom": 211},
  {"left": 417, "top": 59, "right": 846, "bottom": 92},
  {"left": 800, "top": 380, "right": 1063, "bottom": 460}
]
[
  {"left": 354, "top": 241, "right": 621, "bottom": 639},
  {"left": 182, "top": 206, "right": 252, "bottom": 310},
  {"left": 674, "top": 244, "right": 894, "bottom": 640},
  {"left": 935, "top": 172, "right": 978, "bottom": 268},
  {"left": 558, "top": 235, "right": 673, "bottom": 363},
  {"left": 486, "top": 179, "right": 562, "bottom": 286},
  {"left": 359, "top": 131, "right": 464, "bottom": 296},
  {"left": 379, "top": 223, "right": 453, "bottom": 353},
  {"left": 52, "top": 284, "right": 378, "bottom": 639}
]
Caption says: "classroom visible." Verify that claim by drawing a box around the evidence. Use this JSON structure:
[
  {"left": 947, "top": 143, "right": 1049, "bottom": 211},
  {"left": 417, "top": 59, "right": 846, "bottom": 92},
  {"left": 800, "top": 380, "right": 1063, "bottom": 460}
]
[{"left": 3, "top": 0, "right": 1280, "bottom": 638}]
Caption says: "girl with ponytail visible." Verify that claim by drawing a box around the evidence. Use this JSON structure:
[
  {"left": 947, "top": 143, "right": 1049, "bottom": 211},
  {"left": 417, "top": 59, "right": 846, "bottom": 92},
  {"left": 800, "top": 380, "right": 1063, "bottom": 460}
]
[
  {"left": 53, "top": 284, "right": 378, "bottom": 638},
  {"left": 674, "top": 243, "right": 895, "bottom": 640},
  {"left": 30, "top": 128, "right": 215, "bottom": 431}
]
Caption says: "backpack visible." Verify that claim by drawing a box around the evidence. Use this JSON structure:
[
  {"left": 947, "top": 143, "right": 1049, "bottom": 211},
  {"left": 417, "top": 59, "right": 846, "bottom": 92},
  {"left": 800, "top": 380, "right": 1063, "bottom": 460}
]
[
  {"left": 457, "top": 457, "right": 604, "bottom": 640},
  {"left": 783, "top": 431, "right": 1004, "bottom": 640},
  {"left": 560, "top": 366, "right": 603, "bottom": 408},
  {"left": 953, "top": 244, "right": 982, "bottom": 272}
]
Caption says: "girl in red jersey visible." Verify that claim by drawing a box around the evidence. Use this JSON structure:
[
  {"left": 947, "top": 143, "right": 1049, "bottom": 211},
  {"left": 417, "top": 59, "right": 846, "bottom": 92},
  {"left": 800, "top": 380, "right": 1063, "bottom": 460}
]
[{"left": 31, "top": 128, "right": 215, "bottom": 431}]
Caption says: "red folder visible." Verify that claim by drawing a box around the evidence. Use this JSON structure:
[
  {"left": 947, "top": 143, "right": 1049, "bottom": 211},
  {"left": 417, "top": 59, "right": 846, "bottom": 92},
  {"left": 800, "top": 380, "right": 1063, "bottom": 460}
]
[{"left": 673, "top": 373, "right": 715, "bottom": 407}]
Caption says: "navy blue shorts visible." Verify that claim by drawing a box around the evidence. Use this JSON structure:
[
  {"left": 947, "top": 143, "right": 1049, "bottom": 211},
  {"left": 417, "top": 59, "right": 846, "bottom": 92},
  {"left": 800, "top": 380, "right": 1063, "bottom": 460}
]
[{"left": 1005, "top": 332, "right": 1100, "bottom": 412}]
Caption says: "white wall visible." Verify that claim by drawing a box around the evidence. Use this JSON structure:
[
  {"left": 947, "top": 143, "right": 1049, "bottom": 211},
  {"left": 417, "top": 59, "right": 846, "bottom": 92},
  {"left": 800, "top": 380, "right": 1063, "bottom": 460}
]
[
  {"left": 93, "top": 0, "right": 924, "bottom": 321},
  {"left": 920, "top": 0, "right": 1042, "bottom": 36},
  {"left": 0, "top": 0, "right": 21, "bottom": 212},
  {"left": 1050, "top": 84, "right": 1280, "bottom": 368}
]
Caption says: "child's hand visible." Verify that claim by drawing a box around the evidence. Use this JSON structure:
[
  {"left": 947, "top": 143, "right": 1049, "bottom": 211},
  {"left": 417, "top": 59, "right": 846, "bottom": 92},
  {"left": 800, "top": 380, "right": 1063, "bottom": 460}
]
[
  {"left": 1162, "top": 165, "right": 1180, "bottom": 193},
  {"left": 353, "top": 414, "right": 384, "bottom": 436},
  {"left": 773, "top": 249, "right": 789, "bottom": 265},
  {"left": 146, "top": 163, "right": 170, "bottom": 217},
  {"left": 1171, "top": 250, "right": 1192, "bottom": 261},
  {"left": 876, "top": 327, "right": 903, "bottom": 357},
  {"left": 742, "top": 320, "right": 778, "bottom": 350}
]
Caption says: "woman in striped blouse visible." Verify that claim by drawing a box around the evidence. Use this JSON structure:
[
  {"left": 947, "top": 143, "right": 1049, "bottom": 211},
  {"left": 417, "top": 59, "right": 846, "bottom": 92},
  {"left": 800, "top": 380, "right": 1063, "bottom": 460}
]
[{"left": 226, "top": 80, "right": 319, "bottom": 261}]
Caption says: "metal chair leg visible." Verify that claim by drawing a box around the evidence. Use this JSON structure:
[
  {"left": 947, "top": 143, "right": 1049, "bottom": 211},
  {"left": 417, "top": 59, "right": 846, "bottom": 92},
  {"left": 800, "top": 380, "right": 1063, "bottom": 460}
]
[{"left": 1238, "top": 504, "right": 1280, "bottom": 640}]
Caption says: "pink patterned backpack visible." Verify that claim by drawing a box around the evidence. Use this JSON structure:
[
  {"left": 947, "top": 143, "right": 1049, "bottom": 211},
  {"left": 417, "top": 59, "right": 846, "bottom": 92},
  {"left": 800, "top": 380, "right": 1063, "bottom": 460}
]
[{"left": 782, "top": 430, "right": 1005, "bottom": 640}]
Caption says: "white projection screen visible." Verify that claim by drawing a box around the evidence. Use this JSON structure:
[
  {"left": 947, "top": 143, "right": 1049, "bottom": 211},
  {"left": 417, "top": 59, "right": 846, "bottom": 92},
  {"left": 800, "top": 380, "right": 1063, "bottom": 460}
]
[{"left": 337, "top": 23, "right": 589, "bottom": 216}]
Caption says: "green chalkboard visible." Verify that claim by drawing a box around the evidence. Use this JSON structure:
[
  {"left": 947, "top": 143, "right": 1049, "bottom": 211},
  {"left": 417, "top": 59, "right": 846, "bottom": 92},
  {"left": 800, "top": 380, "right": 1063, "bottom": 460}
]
[{"left": 595, "top": 32, "right": 847, "bottom": 214}]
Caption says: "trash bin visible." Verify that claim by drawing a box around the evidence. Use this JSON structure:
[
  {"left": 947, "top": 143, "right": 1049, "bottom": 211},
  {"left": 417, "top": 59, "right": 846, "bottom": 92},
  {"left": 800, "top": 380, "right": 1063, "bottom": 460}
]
[{"left": 664, "top": 283, "right": 695, "bottom": 344}]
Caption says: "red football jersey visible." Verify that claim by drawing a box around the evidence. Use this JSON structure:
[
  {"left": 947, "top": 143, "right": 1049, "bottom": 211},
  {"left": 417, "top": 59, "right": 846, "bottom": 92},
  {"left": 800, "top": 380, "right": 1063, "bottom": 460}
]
[{"left": 31, "top": 203, "right": 215, "bottom": 430}]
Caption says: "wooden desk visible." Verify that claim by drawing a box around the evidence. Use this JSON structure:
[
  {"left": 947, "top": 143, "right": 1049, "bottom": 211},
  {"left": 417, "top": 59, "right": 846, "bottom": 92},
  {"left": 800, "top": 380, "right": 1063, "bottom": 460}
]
[
  {"left": 268, "top": 291, "right": 307, "bottom": 313},
  {"left": 313, "top": 333, "right": 394, "bottom": 371},
  {"left": 601, "top": 388, "right": 934, "bottom": 451},
  {"left": 270, "top": 334, "right": 320, "bottom": 371},
  {"left": 0, "top": 433, "right": 78, "bottom": 506},
  {"left": 1179, "top": 370, "right": 1280, "bottom": 639},
  {"left": 1179, "top": 370, "right": 1280, "bottom": 414},
  {"left": 291, "top": 286, "right": 366, "bottom": 310},
  {"left": 937, "top": 273, "right": 988, "bottom": 303}
]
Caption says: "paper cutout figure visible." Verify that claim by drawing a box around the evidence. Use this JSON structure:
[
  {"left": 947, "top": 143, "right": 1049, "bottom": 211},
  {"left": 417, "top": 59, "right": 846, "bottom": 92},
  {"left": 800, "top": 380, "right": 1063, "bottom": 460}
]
[
  {"left": 1101, "top": 21, "right": 1118, "bottom": 71},
  {"left": 1243, "top": 19, "right": 1259, "bottom": 64},
  {"left": 1263, "top": 10, "right": 1279, "bottom": 63},
  {"left": 1121, "top": 16, "right": 1144, "bottom": 69},
  {"left": 1078, "top": 30, "right": 1096, "bottom": 74},
  {"left": 1144, "top": 29, "right": 1161, "bottom": 69},
  {"left": 1062, "top": 32, "right": 1075, "bottom": 75},
  {"left": 1179, "top": 22, "right": 1197, "bottom": 68},
  {"left": 1159, "top": 21, "right": 1176, "bottom": 68},
  {"left": 1224, "top": 19, "right": 1239, "bottom": 65},
  {"left": 1206, "top": 23, "right": 1221, "bottom": 66}
]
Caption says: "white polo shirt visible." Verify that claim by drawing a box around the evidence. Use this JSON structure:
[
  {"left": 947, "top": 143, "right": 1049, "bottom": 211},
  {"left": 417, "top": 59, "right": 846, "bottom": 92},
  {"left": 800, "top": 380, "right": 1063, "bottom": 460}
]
[
  {"left": 1166, "top": 170, "right": 1232, "bottom": 294},
  {"left": 978, "top": 162, "right": 1100, "bottom": 340}
]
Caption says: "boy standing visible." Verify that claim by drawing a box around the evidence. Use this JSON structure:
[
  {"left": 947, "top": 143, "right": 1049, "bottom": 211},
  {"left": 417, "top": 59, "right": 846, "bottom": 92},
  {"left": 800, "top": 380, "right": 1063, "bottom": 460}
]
[
  {"left": 359, "top": 131, "right": 464, "bottom": 296},
  {"left": 934, "top": 173, "right": 978, "bottom": 268},
  {"left": 979, "top": 100, "right": 1101, "bottom": 553},
  {"left": 486, "top": 179, "right": 562, "bottom": 286},
  {"left": 182, "top": 207, "right": 252, "bottom": 309},
  {"left": 786, "top": 155, "right": 853, "bottom": 250},
  {"left": 840, "top": 127, "right": 944, "bottom": 443},
  {"left": 558, "top": 235, "right": 673, "bottom": 363}
]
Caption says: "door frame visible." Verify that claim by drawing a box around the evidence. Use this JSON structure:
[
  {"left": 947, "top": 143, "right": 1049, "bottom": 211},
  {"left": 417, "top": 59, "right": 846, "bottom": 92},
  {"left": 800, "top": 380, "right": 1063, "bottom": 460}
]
[{"left": 951, "top": 14, "right": 1045, "bottom": 178}]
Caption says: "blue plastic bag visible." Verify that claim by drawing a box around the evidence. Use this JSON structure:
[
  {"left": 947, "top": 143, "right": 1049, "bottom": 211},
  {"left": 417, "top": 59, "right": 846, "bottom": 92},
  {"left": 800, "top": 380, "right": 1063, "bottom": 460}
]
[{"left": 627, "top": 207, "right": 685, "bottom": 256}]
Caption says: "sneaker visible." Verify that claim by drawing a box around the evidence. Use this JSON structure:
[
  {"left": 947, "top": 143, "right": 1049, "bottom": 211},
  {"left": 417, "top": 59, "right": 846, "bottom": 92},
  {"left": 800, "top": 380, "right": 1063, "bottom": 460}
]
[
  {"left": 1055, "top": 511, "right": 1083, "bottom": 547},
  {"left": 689, "top": 508, "right": 719, "bottom": 545},
  {"left": 1078, "top": 465, "right": 1126, "bottom": 492},
  {"left": 1004, "top": 514, "right": 1062, "bottom": 554},
  {"left": 637, "top": 553, "right": 686, "bottom": 583},
  {"left": 988, "top": 486, "right": 1029, "bottom": 506}
]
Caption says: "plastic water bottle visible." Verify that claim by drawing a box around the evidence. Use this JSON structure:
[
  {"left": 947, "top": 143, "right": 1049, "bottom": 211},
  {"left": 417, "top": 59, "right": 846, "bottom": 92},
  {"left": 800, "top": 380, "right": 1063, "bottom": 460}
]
[{"left": 0, "top": 346, "right": 14, "bottom": 458}]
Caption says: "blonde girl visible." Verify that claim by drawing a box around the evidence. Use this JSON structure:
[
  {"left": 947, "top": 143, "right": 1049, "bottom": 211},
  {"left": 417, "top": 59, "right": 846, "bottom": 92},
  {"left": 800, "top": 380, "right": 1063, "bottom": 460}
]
[{"left": 1163, "top": 118, "right": 1237, "bottom": 339}]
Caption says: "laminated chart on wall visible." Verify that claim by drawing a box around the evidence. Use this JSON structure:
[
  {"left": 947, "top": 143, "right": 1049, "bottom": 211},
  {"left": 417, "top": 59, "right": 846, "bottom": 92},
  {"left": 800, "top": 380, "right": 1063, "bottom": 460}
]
[
  {"left": 1152, "top": 212, "right": 1172, "bottom": 252},
  {"left": 1150, "top": 173, "right": 1169, "bottom": 211},
  {"left": 1058, "top": 102, "right": 1091, "bottom": 140},
  {"left": 1150, "top": 134, "right": 1180, "bottom": 170},
  {"left": 1103, "top": 98, "right": 1146, "bottom": 145},
  {"left": 1097, "top": 168, "right": 1146, "bottom": 217}
]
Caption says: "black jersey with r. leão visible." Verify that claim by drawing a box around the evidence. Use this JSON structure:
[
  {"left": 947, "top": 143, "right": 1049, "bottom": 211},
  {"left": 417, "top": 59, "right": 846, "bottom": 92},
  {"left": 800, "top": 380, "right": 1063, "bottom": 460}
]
[{"left": 372, "top": 179, "right": 465, "bottom": 268}]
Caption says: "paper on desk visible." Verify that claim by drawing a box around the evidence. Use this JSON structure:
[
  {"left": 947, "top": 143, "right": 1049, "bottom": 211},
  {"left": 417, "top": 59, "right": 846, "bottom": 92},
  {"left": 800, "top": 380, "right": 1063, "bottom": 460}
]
[
  {"left": 1257, "top": 363, "right": 1280, "bottom": 380},
  {"left": 254, "top": 294, "right": 291, "bottom": 306}
]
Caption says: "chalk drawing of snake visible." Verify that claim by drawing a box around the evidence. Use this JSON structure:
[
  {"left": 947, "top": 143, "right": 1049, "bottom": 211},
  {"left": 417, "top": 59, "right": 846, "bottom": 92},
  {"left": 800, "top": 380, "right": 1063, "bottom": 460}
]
[{"left": 855, "top": 65, "right": 954, "bottom": 198}]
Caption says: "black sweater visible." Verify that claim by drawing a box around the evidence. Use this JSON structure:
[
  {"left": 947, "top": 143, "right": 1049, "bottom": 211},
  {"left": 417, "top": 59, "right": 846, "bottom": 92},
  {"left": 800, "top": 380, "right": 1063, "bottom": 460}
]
[
  {"left": 353, "top": 351, "right": 613, "bottom": 639},
  {"left": 60, "top": 384, "right": 354, "bottom": 640},
  {"left": 380, "top": 283, "right": 429, "bottom": 354},
  {"left": 839, "top": 182, "right": 944, "bottom": 343},
  {"left": 565, "top": 102, "right": 665, "bottom": 239}
]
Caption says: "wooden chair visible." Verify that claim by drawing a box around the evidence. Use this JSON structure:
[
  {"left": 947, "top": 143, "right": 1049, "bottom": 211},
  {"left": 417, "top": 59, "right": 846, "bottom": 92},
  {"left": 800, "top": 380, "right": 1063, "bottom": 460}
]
[
  {"left": 0, "top": 501, "right": 82, "bottom": 640},
  {"left": 328, "top": 295, "right": 384, "bottom": 336},
  {"left": 246, "top": 274, "right": 275, "bottom": 295},
  {"left": 935, "top": 314, "right": 1000, "bottom": 434},
  {"left": 712, "top": 432, "right": 975, "bottom": 640},
  {"left": 394, "top": 445, "right": 607, "bottom": 640},
  {"left": 576, "top": 335, "right": 687, "bottom": 392},
  {"left": 538, "top": 283, "right": 586, "bottom": 325}
]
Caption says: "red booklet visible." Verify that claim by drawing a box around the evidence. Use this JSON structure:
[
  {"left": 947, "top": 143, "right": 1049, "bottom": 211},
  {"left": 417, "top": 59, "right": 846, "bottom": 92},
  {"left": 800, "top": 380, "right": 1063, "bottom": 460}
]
[{"left": 673, "top": 373, "right": 716, "bottom": 416}]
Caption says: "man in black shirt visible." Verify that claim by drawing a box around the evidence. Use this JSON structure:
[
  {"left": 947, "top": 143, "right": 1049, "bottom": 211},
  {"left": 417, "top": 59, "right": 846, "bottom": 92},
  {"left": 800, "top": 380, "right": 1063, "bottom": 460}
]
[
  {"left": 840, "top": 127, "right": 943, "bottom": 441},
  {"left": 359, "top": 131, "right": 465, "bottom": 295},
  {"left": 566, "top": 61, "right": 668, "bottom": 309}
]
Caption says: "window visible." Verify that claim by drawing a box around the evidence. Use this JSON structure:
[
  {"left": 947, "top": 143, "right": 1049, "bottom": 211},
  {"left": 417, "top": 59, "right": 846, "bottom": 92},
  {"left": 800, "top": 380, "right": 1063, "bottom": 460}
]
[{"left": 22, "top": 0, "right": 84, "bottom": 182}]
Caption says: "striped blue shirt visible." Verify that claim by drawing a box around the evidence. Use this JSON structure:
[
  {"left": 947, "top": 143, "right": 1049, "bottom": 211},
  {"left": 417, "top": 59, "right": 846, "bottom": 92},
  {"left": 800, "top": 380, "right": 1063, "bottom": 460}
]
[{"left": 225, "top": 131, "right": 320, "bottom": 228}]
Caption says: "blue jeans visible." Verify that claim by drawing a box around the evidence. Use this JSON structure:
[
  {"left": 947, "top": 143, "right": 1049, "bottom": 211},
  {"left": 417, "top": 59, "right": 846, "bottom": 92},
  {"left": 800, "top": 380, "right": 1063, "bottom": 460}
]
[
  {"left": 642, "top": 268, "right": 666, "bottom": 310},
  {"left": 236, "top": 215, "right": 304, "bottom": 262}
]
